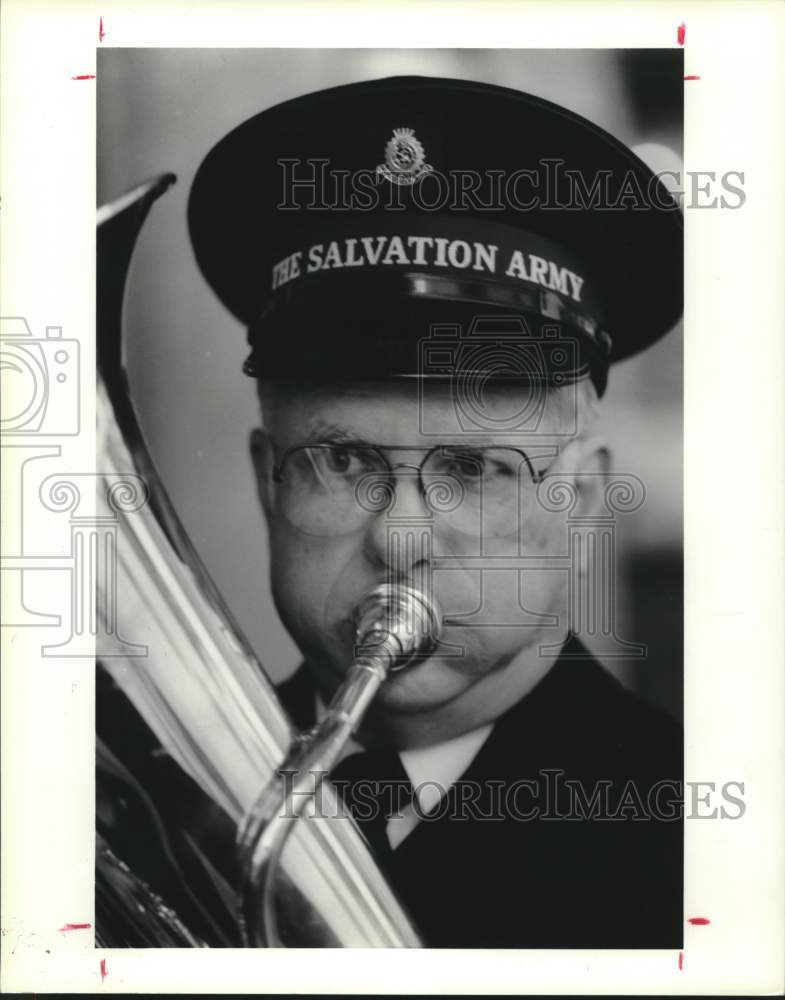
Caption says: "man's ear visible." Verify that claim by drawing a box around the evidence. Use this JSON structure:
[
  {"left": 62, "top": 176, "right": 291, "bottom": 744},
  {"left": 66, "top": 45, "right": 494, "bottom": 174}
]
[
  {"left": 573, "top": 435, "right": 611, "bottom": 517},
  {"left": 249, "top": 428, "right": 275, "bottom": 520}
]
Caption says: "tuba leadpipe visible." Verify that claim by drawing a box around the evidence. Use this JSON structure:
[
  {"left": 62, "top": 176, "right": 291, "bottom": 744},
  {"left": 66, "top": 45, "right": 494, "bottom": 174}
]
[{"left": 237, "top": 584, "right": 440, "bottom": 947}]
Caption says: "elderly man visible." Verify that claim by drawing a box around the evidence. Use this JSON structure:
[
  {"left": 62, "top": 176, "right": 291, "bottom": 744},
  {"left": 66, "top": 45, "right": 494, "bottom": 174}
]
[
  {"left": 185, "top": 74, "right": 684, "bottom": 948},
  {"left": 98, "top": 74, "right": 682, "bottom": 949}
]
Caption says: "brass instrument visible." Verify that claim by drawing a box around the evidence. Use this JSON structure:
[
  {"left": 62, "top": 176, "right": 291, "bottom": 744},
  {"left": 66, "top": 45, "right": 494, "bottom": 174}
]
[
  {"left": 96, "top": 175, "right": 431, "bottom": 947},
  {"left": 238, "top": 584, "right": 439, "bottom": 946}
]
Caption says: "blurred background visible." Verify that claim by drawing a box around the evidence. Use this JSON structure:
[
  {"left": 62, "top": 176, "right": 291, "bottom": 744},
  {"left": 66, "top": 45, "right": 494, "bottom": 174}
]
[{"left": 97, "top": 49, "right": 683, "bottom": 721}]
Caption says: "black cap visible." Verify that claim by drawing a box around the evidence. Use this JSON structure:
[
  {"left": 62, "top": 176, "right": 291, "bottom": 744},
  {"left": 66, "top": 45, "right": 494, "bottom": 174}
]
[{"left": 188, "top": 76, "right": 682, "bottom": 396}]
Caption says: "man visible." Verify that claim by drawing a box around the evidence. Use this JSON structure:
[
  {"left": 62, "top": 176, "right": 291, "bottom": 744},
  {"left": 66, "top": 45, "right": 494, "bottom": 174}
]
[
  {"left": 185, "top": 74, "right": 684, "bottom": 948},
  {"left": 97, "top": 74, "right": 682, "bottom": 949}
]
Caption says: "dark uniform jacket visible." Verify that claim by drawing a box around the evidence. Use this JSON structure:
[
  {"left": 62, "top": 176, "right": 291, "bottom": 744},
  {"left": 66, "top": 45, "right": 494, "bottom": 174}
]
[
  {"left": 278, "top": 635, "right": 684, "bottom": 949},
  {"left": 97, "top": 636, "right": 682, "bottom": 948}
]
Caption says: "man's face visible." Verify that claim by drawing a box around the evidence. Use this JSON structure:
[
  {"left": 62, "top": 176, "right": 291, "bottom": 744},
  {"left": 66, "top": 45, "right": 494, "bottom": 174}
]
[{"left": 252, "top": 379, "right": 603, "bottom": 746}]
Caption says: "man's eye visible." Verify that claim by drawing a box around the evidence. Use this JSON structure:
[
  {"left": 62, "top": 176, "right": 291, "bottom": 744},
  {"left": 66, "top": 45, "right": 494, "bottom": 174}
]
[
  {"left": 324, "top": 447, "right": 352, "bottom": 474},
  {"left": 484, "top": 458, "right": 517, "bottom": 480},
  {"left": 319, "top": 447, "right": 375, "bottom": 477},
  {"left": 440, "top": 451, "right": 485, "bottom": 480},
  {"left": 437, "top": 450, "right": 520, "bottom": 487},
  {"left": 452, "top": 458, "right": 483, "bottom": 479}
]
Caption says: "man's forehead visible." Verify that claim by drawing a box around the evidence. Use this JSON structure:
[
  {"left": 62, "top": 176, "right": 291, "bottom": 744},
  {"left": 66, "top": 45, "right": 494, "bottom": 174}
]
[{"left": 262, "top": 378, "right": 574, "bottom": 443}]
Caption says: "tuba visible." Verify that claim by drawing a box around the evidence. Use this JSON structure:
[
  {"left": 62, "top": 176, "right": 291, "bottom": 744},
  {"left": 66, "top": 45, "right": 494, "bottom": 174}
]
[{"left": 95, "top": 175, "right": 434, "bottom": 948}]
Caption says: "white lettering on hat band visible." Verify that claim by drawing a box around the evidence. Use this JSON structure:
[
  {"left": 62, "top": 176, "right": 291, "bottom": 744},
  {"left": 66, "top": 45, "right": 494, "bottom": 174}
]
[{"left": 271, "top": 236, "right": 584, "bottom": 303}]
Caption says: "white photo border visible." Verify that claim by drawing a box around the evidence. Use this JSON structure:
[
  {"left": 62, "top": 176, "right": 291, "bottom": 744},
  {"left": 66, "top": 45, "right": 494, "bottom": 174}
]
[{"left": 1, "top": 0, "right": 784, "bottom": 994}]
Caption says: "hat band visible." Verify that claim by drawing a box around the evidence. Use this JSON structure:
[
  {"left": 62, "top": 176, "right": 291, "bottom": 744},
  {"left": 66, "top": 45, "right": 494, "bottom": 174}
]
[
  {"left": 402, "top": 272, "right": 611, "bottom": 352},
  {"left": 253, "top": 267, "right": 611, "bottom": 355}
]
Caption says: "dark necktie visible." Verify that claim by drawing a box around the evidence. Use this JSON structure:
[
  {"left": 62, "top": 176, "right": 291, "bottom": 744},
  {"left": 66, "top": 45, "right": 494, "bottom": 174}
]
[{"left": 330, "top": 750, "right": 415, "bottom": 862}]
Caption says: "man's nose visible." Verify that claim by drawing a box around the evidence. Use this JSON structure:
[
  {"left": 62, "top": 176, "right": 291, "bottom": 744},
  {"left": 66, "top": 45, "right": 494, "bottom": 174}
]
[{"left": 361, "top": 468, "right": 433, "bottom": 575}]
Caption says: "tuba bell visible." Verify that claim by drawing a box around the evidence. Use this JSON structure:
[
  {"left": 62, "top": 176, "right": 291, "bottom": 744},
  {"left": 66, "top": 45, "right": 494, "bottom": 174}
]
[{"left": 95, "top": 175, "right": 432, "bottom": 948}]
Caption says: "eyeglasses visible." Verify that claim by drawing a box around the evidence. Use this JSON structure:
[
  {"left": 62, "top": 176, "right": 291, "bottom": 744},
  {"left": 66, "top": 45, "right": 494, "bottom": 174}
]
[{"left": 271, "top": 442, "right": 557, "bottom": 538}]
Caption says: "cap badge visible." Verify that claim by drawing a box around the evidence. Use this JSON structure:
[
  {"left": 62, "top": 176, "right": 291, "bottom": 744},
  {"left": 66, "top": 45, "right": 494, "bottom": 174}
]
[{"left": 377, "top": 127, "right": 432, "bottom": 186}]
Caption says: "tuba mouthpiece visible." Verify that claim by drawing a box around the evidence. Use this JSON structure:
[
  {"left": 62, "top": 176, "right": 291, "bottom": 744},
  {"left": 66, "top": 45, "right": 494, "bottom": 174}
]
[{"left": 353, "top": 583, "right": 441, "bottom": 673}]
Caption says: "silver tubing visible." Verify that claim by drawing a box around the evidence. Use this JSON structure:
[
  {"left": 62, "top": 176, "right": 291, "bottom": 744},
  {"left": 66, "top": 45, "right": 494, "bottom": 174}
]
[{"left": 237, "top": 584, "right": 440, "bottom": 947}]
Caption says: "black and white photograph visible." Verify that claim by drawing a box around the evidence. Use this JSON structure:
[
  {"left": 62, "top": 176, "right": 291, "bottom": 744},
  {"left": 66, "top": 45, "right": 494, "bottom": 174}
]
[
  {"left": 95, "top": 48, "right": 685, "bottom": 949},
  {"left": 2, "top": 2, "right": 784, "bottom": 994}
]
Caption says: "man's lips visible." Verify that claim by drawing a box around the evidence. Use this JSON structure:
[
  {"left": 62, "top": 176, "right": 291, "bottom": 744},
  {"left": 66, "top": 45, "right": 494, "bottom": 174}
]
[{"left": 330, "top": 611, "right": 453, "bottom": 679}]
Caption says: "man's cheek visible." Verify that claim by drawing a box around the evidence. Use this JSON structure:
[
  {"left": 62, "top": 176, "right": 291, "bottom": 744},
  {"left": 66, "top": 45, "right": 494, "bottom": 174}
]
[
  {"left": 523, "top": 507, "right": 567, "bottom": 555},
  {"left": 268, "top": 527, "right": 359, "bottom": 637},
  {"left": 268, "top": 529, "right": 328, "bottom": 618}
]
